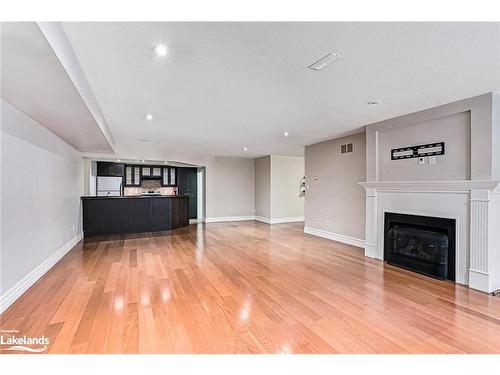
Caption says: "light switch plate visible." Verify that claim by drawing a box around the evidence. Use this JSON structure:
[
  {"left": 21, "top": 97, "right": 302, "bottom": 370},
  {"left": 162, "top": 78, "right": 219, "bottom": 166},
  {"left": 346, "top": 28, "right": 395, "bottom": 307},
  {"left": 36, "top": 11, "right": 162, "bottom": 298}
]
[
  {"left": 418, "top": 157, "right": 425, "bottom": 165},
  {"left": 429, "top": 155, "right": 437, "bottom": 164}
]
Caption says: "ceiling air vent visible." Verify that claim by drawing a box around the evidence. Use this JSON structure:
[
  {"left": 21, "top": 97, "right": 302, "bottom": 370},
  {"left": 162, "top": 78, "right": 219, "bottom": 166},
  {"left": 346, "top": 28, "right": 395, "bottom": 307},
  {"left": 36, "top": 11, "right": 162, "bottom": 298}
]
[
  {"left": 341, "top": 143, "right": 353, "bottom": 154},
  {"left": 307, "top": 52, "right": 342, "bottom": 71}
]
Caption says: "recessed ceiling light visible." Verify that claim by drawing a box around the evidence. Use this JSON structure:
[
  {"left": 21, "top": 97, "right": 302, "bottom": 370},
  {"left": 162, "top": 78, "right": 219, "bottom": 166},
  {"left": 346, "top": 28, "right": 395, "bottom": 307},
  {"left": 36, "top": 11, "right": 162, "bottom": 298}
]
[
  {"left": 283, "top": 132, "right": 289, "bottom": 137},
  {"left": 146, "top": 114, "right": 153, "bottom": 120},
  {"left": 243, "top": 147, "right": 248, "bottom": 151},
  {"left": 367, "top": 101, "right": 380, "bottom": 105},
  {"left": 307, "top": 52, "right": 342, "bottom": 71},
  {"left": 154, "top": 44, "right": 167, "bottom": 57}
]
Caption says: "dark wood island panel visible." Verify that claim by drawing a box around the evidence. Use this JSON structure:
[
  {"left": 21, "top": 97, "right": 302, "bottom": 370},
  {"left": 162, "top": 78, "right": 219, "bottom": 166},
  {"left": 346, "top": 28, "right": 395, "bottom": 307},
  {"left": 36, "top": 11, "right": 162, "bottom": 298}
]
[{"left": 81, "top": 196, "right": 189, "bottom": 237}]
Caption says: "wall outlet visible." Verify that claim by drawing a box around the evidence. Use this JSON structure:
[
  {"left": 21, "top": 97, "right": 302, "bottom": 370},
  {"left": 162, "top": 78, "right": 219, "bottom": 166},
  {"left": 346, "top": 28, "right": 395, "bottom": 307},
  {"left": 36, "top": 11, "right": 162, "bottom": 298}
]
[
  {"left": 429, "top": 155, "right": 437, "bottom": 164},
  {"left": 313, "top": 175, "right": 319, "bottom": 181},
  {"left": 418, "top": 157, "right": 426, "bottom": 165}
]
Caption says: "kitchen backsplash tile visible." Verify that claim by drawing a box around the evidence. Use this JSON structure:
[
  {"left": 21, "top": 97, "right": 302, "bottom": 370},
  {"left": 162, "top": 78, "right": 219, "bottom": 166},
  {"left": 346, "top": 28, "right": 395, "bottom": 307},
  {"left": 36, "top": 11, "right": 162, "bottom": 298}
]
[{"left": 124, "top": 180, "right": 177, "bottom": 196}]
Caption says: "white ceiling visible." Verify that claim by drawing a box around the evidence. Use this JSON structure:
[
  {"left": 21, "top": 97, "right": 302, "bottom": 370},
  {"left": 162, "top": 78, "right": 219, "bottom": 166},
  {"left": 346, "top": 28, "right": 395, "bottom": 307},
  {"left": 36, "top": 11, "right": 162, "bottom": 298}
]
[
  {"left": 32, "top": 23, "right": 500, "bottom": 157},
  {"left": 1, "top": 22, "right": 114, "bottom": 153}
]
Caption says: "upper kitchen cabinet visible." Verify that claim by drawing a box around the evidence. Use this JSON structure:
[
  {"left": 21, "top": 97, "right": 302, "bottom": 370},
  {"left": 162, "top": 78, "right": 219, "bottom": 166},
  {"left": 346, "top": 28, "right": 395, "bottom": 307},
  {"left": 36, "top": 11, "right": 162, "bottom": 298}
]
[
  {"left": 141, "top": 166, "right": 161, "bottom": 178},
  {"left": 125, "top": 165, "right": 141, "bottom": 186},
  {"left": 161, "top": 167, "right": 177, "bottom": 187},
  {"left": 152, "top": 167, "right": 162, "bottom": 177},
  {"left": 97, "top": 161, "right": 125, "bottom": 177}
]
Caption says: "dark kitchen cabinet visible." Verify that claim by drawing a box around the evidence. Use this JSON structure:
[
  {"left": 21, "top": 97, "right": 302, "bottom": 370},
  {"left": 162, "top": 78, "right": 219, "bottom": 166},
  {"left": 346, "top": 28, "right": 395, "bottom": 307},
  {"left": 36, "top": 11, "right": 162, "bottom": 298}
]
[
  {"left": 104, "top": 199, "right": 129, "bottom": 234},
  {"left": 97, "top": 162, "right": 125, "bottom": 177},
  {"left": 125, "top": 166, "right": 141, "bottom": 186},
  {"left": 152, "top": 167, "right": 162, "bottom": 177},
  {"left": 82, "top": 199, "right": 106, "bottom": 236},
  {"left": 161, "top": 167, "right": 177, "bottom": 187},
  {"left": 178, "top": 167, "right": 197, "bottom": 219},
  {"left": 141, "top": 166, "right": 151, "bottom": 177},
  {"left": 149, "top": 197, "right": 170, "bottom": 231},
  {"left": 128, "top": 198, "right": 150, "bottom": 233},
  {"left": 82, "top": 196, "right": 189, "bottom": 237}
]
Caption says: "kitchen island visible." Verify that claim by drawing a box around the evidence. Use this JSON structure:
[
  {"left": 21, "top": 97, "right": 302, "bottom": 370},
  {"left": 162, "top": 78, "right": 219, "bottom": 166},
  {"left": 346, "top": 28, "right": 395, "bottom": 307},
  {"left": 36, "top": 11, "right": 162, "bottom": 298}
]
[{"left": 81, "top": 195, "right": 189, "bottom": 237}]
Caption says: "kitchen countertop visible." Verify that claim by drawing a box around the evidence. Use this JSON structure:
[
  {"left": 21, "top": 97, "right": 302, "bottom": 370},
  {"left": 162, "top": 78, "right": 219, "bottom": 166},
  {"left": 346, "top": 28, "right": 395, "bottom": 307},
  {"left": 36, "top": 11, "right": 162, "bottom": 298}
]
[{"left": 81, "top": 195, "right": 188, "bottom": 200}]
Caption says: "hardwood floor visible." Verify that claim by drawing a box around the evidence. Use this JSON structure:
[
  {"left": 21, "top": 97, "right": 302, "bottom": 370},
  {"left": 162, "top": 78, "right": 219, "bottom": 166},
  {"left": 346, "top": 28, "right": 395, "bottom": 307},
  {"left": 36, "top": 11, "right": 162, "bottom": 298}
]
[{"left": 2, "top": 221, "right": 500, "bottom": 354}]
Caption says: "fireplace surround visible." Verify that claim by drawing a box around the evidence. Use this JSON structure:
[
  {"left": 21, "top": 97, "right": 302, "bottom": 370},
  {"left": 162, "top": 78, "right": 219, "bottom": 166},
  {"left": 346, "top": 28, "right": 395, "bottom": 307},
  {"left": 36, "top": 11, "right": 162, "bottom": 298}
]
[
  {"left": 384, "top": 212, "right": 455, "bottom": 281},
  {"left": 359, "top": 180, "right": 500, "bottom": 293}
]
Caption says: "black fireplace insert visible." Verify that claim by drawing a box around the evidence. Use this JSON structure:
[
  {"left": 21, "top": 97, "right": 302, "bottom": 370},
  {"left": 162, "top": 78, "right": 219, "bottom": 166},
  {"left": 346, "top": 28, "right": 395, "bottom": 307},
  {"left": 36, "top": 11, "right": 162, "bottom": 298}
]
[{"left": 384, "top": 212, "right": 455, "bottom": 281}]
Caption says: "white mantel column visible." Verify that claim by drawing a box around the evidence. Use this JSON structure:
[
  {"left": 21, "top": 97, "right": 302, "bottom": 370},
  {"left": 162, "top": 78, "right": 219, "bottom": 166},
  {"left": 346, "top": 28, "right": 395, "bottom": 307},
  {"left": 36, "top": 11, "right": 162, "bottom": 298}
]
[
  {"left": 364, "top": 188, "right": 378, "bottom": 259},
  {"left": 469, "top": 189, "right": 492, "bottom": 292}
]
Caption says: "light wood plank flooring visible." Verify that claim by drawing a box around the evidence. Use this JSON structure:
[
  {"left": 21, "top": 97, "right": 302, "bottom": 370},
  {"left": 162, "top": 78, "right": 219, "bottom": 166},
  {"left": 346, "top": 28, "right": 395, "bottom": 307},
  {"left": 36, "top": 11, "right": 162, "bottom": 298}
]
[{"left": 2, "top": 221, "right": 500, "bottom": 354}]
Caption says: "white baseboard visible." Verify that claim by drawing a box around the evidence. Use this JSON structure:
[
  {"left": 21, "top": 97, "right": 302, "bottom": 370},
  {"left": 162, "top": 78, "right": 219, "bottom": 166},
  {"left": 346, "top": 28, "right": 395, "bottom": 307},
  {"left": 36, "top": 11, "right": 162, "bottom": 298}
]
[
  {"left": 468, "top": 269, "right": 492, "bottom": 293},
  {"left": 189, "top": 219, "right": 199, "bottom": 224},
  {"left": 0, "top": 232, "right": 83, "bottom": 314},
  {"left": 304, "top": 226, "right": 365, "bottom": 249},
  {"left": 255, "top": 216, "right": 271, "bottom": 224},
  {"left": 205, "top": 216, "right": 256, "bottom": 223},
  {"left": 255, "top": 216, "right": 305, "bottom": 224},
  {"left": 205, "top": 215, "right": 305, "bottom": 224}
]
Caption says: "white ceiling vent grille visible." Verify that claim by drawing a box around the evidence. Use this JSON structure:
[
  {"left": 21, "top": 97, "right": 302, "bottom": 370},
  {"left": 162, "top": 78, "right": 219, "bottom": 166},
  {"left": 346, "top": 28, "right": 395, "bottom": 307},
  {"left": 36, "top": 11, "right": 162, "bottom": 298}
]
[{"left": 307, "top": 52, "right": 342, "bottom": 71}]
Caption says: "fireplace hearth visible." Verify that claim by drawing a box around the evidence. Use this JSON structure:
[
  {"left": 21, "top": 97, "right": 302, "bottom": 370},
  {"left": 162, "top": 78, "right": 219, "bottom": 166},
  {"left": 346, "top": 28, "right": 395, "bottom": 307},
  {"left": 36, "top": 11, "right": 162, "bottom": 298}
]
[{"left": 384, "top": 212, "right": 456, "bottom": 281}]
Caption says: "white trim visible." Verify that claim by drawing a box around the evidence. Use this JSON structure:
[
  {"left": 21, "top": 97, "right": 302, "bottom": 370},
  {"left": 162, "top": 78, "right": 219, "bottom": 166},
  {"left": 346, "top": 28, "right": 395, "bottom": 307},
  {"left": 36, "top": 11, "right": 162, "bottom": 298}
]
[
  {"left": 469, "top": 269, "right": 492, "bottom": 293},
  {"left": 255, "top": 216, "right": 304, "bottom": 224},
  {"left": 0, "top": 232, "right": 83, "bottom": 314},
  {"left": 359, "top": 180, "right": 500, "bottom": 192},
  {"left": 270, "top": 216, "right": 304, "bottom": 224},
  {"left": 205, "top": 216, "right": 256, "bottom": 223},
  {"left": 304, "top": 227, "right": 365, "bottom": 249},
  {"left": 255, "top": 216, "right": 271, "bottom": 224},
  {"left": 36, "top": 22, "right": 115, "bottom": 151},
  {"left": 189, "top": 219, "right": 199, "bottom": 224}
]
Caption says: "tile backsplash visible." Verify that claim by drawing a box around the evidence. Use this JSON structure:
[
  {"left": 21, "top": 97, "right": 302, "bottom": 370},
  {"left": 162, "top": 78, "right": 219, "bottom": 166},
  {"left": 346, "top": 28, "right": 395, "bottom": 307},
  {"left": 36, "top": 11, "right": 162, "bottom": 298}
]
[{"left": 124, "top": 179, "right": 177, "bottom": 196}]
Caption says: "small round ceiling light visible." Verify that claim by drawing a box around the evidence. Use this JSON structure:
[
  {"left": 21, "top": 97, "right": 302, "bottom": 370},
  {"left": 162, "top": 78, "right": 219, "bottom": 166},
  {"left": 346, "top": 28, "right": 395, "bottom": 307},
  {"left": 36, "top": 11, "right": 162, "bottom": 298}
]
[
  {"left": 146, "top": 114, "right": 153, "bottom": 120},
  {"left": 154, "top": 44, "right": 167, "bottom": 57},
  {"left": 283, "top": 132, "right": 289, "bottom": 137},
  {"left": 243, "top": 147, "right": 248, "bottom": 151}
]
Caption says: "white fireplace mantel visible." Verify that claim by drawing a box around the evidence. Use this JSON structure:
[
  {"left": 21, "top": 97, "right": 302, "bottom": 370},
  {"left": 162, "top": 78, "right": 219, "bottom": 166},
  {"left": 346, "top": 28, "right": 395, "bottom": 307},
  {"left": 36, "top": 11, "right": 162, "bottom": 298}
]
[
  {"left": 358, "top": 180, "right": 500, "bottom": 293},
  {"left": 359, "top": 180, "right": 500, "bottom": 192}
]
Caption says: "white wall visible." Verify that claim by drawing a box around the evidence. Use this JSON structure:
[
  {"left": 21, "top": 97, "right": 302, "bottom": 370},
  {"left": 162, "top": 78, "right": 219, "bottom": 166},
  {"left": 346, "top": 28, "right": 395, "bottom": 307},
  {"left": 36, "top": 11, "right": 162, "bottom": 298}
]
[
  {"left": 254, "top": 155, "right": 304, "bottom": 222},
  {"left": 255, "top": 156, "right": 271, "bottom": 218},
  {"left": 1, "top": 100, "right": 83, "bottom": 311},
  {"left": 270, "top": 155, "right": 304, "bottom": 220},
  {"left": 205, "top": 156, "right": 255, "bottom": 220},
  {"left": 304, "top": 132, "right": 366, "bottom": 241}
]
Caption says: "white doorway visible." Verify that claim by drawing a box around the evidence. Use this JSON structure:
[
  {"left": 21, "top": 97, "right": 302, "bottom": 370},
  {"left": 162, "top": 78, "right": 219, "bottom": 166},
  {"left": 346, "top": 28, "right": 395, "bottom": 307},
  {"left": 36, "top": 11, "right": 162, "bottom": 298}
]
[{"left": 197, "top": 167, "right": 205, "bottom": 222}]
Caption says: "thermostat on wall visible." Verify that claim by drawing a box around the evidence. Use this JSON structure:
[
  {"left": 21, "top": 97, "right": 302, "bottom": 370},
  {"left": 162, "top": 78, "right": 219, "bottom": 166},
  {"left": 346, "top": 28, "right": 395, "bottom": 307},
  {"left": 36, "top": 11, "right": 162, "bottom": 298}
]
[{"left": 391, "top": 142, "right": 445, "bottom": 160}]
